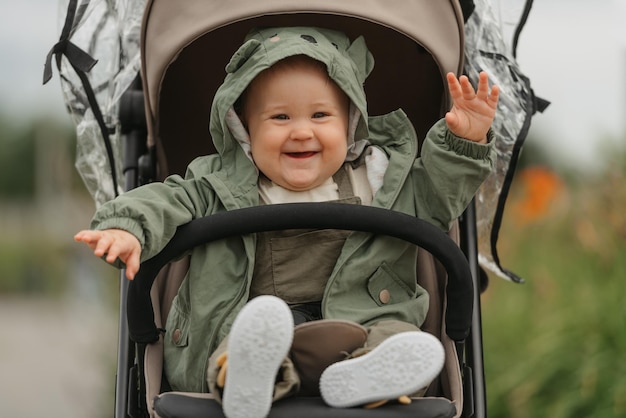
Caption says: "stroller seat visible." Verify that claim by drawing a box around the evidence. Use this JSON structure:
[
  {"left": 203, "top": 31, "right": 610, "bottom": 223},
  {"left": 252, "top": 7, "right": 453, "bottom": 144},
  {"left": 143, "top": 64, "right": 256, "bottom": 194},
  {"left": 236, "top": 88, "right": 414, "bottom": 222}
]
[
  {"left": 127, "top": 204, "right": 472, "bottom": 418},
  {"left": 110, "top": 1, "right": 486, "bottom": 417}
]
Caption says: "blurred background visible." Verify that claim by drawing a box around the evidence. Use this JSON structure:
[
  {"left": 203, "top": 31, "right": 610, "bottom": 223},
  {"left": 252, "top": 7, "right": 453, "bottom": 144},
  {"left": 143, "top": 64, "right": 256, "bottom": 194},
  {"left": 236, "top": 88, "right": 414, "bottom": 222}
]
[{"left": 0, "top": 0, "right": 624, "bottom": 417}]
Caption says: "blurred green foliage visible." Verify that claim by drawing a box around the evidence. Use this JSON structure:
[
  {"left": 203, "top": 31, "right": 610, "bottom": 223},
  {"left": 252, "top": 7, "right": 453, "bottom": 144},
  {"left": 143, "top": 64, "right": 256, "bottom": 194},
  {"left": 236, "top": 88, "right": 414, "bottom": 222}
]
[
  {"left": 0, "top": 239, "right": 69, "bottom": 294},
  {"left": 483, "top": 138, "right": 626, "bottom": 418},
  {"left": 0, "top": 115, "right": 118, "bottom": 296},
  {"left": 0, "top": 119, "right": 36, "bottom": 198},
  {"left": 0, "top": 116, "right": 75, "bottom": 198}
]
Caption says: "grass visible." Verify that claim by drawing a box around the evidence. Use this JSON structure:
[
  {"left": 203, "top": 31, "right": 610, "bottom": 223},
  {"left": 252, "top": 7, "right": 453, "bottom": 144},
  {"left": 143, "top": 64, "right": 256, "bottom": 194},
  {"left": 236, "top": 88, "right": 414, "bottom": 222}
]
[{"left": 482, "top": 163, "right": 626, "bottom": 418}]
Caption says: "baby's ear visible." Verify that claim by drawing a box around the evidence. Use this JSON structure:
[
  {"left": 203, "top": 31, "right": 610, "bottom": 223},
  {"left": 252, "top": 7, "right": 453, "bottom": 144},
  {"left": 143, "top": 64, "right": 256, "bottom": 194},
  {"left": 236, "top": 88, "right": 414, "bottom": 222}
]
[
  {"left": 346, "top": 36, "right": 374, "bottom": 83},
  {"left": 226, "top": 39, "right": 261, "bottom": 73}
]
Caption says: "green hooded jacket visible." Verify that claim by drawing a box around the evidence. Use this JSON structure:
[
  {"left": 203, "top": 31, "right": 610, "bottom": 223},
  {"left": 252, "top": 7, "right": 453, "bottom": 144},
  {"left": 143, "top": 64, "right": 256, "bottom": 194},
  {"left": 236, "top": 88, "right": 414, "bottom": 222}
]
[{"left": 91, "top": 27, "right": 496, "bottom": 392}]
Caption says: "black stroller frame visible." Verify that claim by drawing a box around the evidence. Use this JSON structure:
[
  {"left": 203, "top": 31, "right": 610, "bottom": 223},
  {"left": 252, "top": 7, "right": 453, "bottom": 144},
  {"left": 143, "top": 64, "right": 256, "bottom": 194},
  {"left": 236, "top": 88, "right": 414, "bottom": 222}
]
[
  {"left": 117, "top": 3, "right": 488, "bottom": 417},
  {"left": 43, "top": 0, "right": 547, "bottom": 417},
  {"left": 116, "top": 82, "right": 488, "bottom": 418},
  {"left": 118, "top": 203, "right": 487, "bottom": 418}
]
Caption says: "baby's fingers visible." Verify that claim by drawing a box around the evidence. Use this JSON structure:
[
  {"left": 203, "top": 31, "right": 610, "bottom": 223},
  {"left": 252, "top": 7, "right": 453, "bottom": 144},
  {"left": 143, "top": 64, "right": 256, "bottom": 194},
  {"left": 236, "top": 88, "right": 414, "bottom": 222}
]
[
  {"left": 459, "top": 75, "right": 478, "bottom": 100},
  {"left": 74, "top": 231, "right": 86, "bottom": 242},
  {"left": 104, "top": 241, "right": 122, "bottom": 264},
  {"left": 488, "top": 84, "right": 500, "bottom": 108},
  {"left": 444, "top": 111, "right": 460, "bottom": 133},
  {"left": 446, "top": 72, "right": 466, "bottom": 103},
  {"left": 446, "top": 72, "right": 461, "bottom": 93},
  {"left": 75, "top": 230, "right": 103, "bottom": 251},
  {"left": 93, "top": 234, "right": 114, "bottom": 258},
  {"left": 123, "top": 249, "right": 141, "bottom": 280},
  {"left": 477, "top": 72, "right": 500, "bottom": 108},
  {"left": 475, "top": 71, "right": 492, "bottom": 101},
  {"left": 74, "top": 230, "right": 96, "bottom": 243}
]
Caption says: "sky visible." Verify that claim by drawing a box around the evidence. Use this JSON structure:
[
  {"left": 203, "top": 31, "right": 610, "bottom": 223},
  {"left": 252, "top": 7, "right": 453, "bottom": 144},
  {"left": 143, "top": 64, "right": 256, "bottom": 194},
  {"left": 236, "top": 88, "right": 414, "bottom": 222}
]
[
  {"left": 0, "top": 2, "right": 69, "bottom": 122},
  {"left": 1, "top": 0, "right": 625, "bottom": 171},
  {"left": 512, "top": 0, "right": 626, "bottom": 171}
]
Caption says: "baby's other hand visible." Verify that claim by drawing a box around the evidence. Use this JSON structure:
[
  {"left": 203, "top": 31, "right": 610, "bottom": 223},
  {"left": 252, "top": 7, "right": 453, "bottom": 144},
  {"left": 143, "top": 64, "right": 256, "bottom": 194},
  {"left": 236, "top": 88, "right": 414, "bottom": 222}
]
[
  {"left": 445, "top": 71, "right": 499, "bottom": 143},
  {"left": 74, "top": 229, "right": 141, "bottom": 280}
]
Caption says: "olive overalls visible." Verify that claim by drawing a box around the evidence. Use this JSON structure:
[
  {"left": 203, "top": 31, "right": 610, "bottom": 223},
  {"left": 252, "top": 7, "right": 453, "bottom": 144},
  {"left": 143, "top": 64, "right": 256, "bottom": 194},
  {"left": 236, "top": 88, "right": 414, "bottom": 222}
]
[{"left": 207, "top": 166, "right": 421, "bottom": 400}]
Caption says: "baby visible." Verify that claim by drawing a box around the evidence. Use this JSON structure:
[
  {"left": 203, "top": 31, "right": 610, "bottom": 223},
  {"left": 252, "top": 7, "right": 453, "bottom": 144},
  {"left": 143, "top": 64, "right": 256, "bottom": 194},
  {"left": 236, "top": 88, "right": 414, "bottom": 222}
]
[{"left": 75, "top": 27, "right": 498, "bottom": 418}]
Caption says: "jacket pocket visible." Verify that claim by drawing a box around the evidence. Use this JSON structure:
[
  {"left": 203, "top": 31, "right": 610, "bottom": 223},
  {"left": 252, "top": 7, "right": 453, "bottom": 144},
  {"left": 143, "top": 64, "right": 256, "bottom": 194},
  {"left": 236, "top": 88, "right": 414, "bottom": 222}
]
[
  {"left": 165, "top": 296, "right": 189, "bottom": 348},
  {"left": 163, "top": 295, "right": 207, "bottom": 392},
  {"left": 367, "top": 262, "right": 418, "bottom": 307}
]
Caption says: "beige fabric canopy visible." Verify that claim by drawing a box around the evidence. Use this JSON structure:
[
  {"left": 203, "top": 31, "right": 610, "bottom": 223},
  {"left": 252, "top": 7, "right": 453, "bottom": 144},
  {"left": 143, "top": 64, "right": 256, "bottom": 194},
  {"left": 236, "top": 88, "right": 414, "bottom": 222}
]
[{"left": 139, "top": 0, "right": 464, "bottom": 177}]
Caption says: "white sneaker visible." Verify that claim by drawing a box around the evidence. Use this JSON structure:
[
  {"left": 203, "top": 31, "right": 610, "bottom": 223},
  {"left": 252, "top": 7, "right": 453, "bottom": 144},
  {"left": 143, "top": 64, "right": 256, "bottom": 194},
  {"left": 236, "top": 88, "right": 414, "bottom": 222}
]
[
  {"left": 222, "top": 295, "right": 294, "bottom": 418},
  {"left": 319, "top": 331, "right": 445, "bottom": 408}
]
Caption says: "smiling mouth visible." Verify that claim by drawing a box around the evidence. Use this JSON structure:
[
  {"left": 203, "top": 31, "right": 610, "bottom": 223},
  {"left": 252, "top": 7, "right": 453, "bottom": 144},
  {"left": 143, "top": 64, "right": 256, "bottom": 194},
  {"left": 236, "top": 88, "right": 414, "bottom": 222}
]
[{"left": 285, "top": 151, "right": 317, "bottom": 158}]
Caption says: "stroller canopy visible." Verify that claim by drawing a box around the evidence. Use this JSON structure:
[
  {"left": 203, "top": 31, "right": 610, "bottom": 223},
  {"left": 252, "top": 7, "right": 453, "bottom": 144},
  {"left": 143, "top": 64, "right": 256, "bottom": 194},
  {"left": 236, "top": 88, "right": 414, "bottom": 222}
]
[{"left": 140, "top": 0, "right": 465, "bottom": 176}]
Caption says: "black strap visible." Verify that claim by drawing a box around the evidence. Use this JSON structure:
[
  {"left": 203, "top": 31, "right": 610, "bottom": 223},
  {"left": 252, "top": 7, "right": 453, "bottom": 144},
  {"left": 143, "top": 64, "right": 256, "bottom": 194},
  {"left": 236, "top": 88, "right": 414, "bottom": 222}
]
[
  {"left": 510, "top": 0, "right": 551, "bottom": 116},
  {"left": 512, "top": 0, "right": 534, "bottom": 59},
  {"left": 43, "top": 0, "right": 120, "bottom": 198},
  {"left": 459, "top": 0, "right": 476, "bottom": 22}
]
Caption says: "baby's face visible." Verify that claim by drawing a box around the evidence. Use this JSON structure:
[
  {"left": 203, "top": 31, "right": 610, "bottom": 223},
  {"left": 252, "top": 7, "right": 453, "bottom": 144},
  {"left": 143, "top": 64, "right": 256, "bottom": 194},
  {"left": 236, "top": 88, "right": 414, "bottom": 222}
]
[{"left": 244, "top": 61, "right": 349, "bottom": 191}]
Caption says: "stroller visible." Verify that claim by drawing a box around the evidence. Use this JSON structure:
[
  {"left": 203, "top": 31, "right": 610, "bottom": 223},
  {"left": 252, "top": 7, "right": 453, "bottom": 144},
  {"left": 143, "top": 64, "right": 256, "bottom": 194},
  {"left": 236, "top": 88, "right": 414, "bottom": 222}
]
[{"left": 45, "top": 0, "right": 546, "bottom": 417}]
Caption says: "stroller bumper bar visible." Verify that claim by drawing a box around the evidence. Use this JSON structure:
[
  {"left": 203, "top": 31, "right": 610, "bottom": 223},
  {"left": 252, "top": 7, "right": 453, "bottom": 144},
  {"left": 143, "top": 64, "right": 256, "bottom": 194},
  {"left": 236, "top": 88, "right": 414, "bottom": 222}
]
[{"left": 127, "top": 203, "right": 474, "bottom": 344}]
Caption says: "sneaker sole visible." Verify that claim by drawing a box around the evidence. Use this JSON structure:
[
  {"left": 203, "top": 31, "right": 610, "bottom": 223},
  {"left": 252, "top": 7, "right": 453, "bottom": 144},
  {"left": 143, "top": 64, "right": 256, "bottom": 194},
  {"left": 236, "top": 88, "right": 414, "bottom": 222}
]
[
  {"left": 319, "top": 331, "right": 445, "bottom": 408},
  {"left": 222, "top": 296, "right": 294, "bottom": 418}
]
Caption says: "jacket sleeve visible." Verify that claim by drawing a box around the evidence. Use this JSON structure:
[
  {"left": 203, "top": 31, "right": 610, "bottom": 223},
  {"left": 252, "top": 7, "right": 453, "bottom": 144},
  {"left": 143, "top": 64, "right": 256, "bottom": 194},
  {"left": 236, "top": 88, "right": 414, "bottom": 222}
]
[
  {"left": 90, "top": 157, "right": 217, "bottom": 261},
  {"left": 412, "top": 119, "right": 496, "bottom": 231}
]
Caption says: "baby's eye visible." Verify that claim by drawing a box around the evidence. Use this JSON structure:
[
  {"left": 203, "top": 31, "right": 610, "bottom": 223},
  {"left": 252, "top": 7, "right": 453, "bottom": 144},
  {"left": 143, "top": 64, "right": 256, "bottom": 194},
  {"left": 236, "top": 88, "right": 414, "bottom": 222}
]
[
  {"left": 272, "top": 114, "right": 289, "bottom": 120},
  {"left": 312, "top": 112, "right": 328, "bottom": 119}
]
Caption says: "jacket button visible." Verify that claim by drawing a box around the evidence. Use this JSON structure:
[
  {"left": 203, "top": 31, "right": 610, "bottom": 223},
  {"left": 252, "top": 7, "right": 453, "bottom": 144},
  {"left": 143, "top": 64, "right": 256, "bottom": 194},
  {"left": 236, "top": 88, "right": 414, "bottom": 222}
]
[
  {"left": 379, "top": 289, "right": 391, "bottom": 304},
  {"left": 172, "top": 328, "right": 182, "bottom": 344}
]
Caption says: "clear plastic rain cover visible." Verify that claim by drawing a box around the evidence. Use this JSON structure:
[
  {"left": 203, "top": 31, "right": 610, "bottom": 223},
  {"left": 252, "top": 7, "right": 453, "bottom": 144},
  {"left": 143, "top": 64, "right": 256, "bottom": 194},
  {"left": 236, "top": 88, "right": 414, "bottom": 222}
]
[
  {"left": 465, "top": 0, "right": 538, "bottom": 282},
  {"left": 56, "top": 0, "right": 538, "bottom": 281},
  {"left": 56, "top": 0, "right": 145, "bottom": 206}
]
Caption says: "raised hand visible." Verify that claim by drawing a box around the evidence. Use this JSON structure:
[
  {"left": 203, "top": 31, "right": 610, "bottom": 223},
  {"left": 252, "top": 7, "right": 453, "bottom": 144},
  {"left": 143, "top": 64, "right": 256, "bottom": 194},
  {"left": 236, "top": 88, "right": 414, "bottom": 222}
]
[
  {"left": 445, "top": 71, "right": 499, "bottom": 143},
  {"left": 74, "top": 229, "right": 141, "bottom": 280}
]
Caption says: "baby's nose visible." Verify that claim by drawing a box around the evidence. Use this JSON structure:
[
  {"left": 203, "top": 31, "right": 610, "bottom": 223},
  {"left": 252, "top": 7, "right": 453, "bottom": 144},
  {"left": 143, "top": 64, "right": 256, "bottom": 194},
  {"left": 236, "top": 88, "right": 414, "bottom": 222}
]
[{"left": 289, "top": 122, "right": 314, "bottom": 140}]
